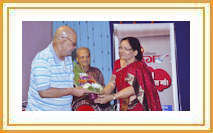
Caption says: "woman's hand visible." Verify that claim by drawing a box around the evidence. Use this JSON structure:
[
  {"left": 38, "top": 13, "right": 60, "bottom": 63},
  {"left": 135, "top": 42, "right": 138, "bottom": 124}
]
[
  {"left": 94, "top": 94, "right": 113, "bottom": 104},
  {"left": 97, "top": 89, "right": 105, "bottom": 95}
]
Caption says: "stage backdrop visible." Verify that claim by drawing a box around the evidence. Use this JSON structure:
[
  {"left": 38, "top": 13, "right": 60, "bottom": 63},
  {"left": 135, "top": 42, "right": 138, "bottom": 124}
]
[{"left": 113, "top": 23, "right": 179, "bottom": 111}]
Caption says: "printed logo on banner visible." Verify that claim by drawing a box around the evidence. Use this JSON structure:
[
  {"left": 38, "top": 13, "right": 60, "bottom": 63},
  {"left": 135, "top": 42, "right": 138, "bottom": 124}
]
[
  {"left": 143, "top": 54, "right": 169, "bottom": 63},
  {"left": 149, "top": 67, "right": 171, "bottom": 92},
  {"left": 142, "top": 50, "right": 171, "bottom": 92},
  {"left": 161, "top": 105, "right": 173, "bottom": 111}
]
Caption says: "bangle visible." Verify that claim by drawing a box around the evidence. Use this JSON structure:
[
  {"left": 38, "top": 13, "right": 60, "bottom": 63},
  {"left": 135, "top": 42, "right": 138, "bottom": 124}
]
[{"left": 112, "top": 94, "right": 116, "bottom": 100}]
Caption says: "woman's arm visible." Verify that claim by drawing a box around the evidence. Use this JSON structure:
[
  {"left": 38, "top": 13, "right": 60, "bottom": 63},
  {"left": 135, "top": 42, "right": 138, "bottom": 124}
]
[
  {"left": 112, "top": 86, "right": 135, "bottom": 99},
  {"left": 101, "top": 82, "right": 115, "bottom": 95},
  {"left": 99, "top": 74, "right": 116, "bottom": 95}
]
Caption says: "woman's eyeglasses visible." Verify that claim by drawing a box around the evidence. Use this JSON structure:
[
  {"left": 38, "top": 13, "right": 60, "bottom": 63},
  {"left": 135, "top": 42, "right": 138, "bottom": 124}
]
[{"left": 118, "top": 46, "right": 133, "bottom": 52}]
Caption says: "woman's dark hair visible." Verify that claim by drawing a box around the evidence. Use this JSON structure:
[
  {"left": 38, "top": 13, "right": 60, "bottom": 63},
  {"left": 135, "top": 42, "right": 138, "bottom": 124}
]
[{"left": 120, "top": 37, "right": 143, "bottom": 61}]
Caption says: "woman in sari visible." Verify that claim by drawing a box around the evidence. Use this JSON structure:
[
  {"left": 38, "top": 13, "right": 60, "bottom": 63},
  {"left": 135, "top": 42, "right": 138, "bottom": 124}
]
[{"left": 94, "top": 37, "right": 162, "bottom": 111}]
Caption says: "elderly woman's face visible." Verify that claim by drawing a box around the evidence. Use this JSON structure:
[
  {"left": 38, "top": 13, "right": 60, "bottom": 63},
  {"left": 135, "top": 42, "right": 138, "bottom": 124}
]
[
  {"left": 119, "top": 40, "right": 136, "bottom": 61},
  {"left": 76, "top": 49, "right": 91, "bottom": 68}
]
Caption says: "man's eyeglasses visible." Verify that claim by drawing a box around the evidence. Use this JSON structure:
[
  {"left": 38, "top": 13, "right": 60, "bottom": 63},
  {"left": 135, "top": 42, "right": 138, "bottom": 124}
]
[
  {"left": 118, "top": 46, "right": 133, "bottom": 52},
  {"left": 61, "top": 37, "right": 76, "bottom": 47},
  {"left": 78, "top": 55, "right": 90, "bottom": 60}
]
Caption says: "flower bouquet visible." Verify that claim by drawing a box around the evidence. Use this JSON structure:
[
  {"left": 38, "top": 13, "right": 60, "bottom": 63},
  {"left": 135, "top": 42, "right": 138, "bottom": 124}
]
[{"left": 73, "top": 62, "right": 103, "bottom": 101}]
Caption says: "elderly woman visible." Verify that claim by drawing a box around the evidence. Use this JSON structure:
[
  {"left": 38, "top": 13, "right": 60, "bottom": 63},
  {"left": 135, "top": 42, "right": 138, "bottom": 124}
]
[
  {"left": 71, "top": 47, "right": 111, "bottom": 111},
  {"left": 95, "top": 37, "right": 162, "bottom": 111}
]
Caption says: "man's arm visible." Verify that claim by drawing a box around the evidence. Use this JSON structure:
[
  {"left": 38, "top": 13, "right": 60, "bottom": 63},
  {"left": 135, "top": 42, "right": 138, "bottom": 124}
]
[{"left": 39, "top": 86, "right": 90, "bottom": 98}]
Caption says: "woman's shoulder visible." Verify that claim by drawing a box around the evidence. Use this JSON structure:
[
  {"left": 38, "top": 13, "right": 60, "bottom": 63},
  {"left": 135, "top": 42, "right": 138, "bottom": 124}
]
[
  {"left": 114, "top": 59, "right": 121, "bottom": 68},
  {"left": 128, "top": 60, "right": 147, "bottom": 70},
  {"left": 89, "top": 66, "right": 100, "bottom": 71},
  {"left": 131, "top": 60, "right": 151, "bottom": 75},
  {"left": 114, "top": 59, "right": 120, "bottom": 64},
  {"left": 112, "top": 59, "right": 121, "bottom": 74},
  {"left": 135, "top": 60, "right": 147, "bottom": 65},
  {"left": 130, "top": 60, "right": 140, "bottom": 67},
  {"left": 89, "top": 67, "right": 103, "bottom": 74}
]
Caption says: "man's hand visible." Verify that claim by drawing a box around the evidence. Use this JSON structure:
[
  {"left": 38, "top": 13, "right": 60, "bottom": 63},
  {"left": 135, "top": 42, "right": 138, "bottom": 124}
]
[{"left": 71, "top": 86, "right": 92, "bottom": 97}]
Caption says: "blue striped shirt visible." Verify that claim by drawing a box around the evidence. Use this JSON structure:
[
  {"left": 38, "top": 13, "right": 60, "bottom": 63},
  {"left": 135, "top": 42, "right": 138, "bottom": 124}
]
[{"left": 26, "top": 42, "right": 74, "bottom": 111}]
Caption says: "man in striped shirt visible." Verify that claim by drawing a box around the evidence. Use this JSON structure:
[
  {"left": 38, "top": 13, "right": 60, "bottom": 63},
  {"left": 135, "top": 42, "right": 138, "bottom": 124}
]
[{"left": 26, "top": 25, "right": 91, "bottom": 111}]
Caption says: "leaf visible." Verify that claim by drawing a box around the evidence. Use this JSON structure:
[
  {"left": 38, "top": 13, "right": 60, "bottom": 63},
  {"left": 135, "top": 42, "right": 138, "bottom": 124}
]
[
  {"left": 73, "top": 62, "right": 85, "bottom": 86},
  {"left": 87, "top": 86, "right": 95, "bottom": 91}
]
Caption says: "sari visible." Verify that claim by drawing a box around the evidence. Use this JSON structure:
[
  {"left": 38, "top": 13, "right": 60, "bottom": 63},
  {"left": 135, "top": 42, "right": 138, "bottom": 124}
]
[{"left": 111, "top": 59, "right": 162, "bottom": 111}]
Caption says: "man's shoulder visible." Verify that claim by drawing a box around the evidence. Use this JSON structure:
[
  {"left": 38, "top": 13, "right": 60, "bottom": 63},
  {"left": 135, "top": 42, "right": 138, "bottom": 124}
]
[{"left": 34, "top": 45, "right": 53, "bottom": 62}]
